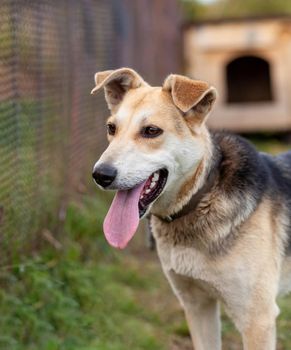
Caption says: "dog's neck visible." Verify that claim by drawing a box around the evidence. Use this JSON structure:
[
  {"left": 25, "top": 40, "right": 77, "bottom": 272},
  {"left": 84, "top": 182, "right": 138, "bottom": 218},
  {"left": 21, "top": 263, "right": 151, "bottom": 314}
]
[{"left": 150, "top": 132, "right": 215, "bottom": 218}]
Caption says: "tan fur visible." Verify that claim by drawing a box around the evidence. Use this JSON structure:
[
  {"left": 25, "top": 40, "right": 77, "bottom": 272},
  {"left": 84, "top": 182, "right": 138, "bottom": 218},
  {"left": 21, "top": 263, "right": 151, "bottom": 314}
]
[
  {"left": 91, "top": 68, "right": 148, "bottom": 112},
  {"left": 178, "top": 160, "right": 204, "bottom": 203},
  {"left": 163, "top": 74, "right": 210, "bottom": 113},
  {"left": 92, "top": 68, "right": 291, "bottom": 350},
  {"left": 94, "top": 70, "right": 113, "bottom": 85}
]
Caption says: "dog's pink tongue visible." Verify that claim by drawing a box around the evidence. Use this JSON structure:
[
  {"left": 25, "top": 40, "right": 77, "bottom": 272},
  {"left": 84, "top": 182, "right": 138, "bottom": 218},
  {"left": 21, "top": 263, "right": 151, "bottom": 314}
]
[{"left": 103, "top": 182, "right": 145, "bottom": 249}]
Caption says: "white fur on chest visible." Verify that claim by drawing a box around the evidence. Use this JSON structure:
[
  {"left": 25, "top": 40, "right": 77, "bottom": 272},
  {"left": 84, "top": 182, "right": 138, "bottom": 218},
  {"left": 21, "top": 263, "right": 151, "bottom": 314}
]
[
  {"left": 155, "top": 236, "right": 254, "bottom": 310},
  {"left": 157, "top": 240, "right": 212, "bottom": 278},
  {"left": 156, "top": 239, "right": 244, "bottom": 280}
]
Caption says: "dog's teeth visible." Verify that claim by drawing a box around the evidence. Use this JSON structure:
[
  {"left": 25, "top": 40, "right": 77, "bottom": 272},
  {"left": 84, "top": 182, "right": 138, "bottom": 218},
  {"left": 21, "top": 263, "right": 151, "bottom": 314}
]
[
  {"left": 145, "top": 189, "right": 151, "bottom": 194},
  {"left": 153, "top": 173, "right": 159, "bottom": 181},
  {"left": 150, "top": 182, "right": 155, "bottom": 189}
]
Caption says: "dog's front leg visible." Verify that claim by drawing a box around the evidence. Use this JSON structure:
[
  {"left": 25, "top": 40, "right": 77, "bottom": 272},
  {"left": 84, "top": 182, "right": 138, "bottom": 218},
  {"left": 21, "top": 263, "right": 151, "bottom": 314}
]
[
  {"left": 230, "top": 295, "right": 279, "bottom": 350},
  {"left": 241, "top": 311, "right": 277, "bottom": 350},
  {"left": 166, "top": 270, "right": 222, "bottom": 350}
]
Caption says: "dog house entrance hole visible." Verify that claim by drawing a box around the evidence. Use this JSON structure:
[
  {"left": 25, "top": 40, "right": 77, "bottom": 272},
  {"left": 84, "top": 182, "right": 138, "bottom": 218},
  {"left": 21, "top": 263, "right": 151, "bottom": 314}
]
[{"left": 226, "top": 56, "right": 273, "bottom": 103}]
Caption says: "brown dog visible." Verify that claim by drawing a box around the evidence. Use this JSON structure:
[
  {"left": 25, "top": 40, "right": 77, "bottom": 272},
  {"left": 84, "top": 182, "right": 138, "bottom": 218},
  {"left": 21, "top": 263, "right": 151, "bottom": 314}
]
[{"left": 91, "top": 68, "right": 291, "bottom": 350}]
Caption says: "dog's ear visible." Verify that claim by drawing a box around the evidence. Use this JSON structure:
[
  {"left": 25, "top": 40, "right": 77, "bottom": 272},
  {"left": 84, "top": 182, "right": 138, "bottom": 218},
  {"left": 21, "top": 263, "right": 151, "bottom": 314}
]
[
  {"left": 163, "top": 74, "right": 217, "bottom": 124},
  {"left": 91, "top": 68, "right": 147, "bottom": 111}
]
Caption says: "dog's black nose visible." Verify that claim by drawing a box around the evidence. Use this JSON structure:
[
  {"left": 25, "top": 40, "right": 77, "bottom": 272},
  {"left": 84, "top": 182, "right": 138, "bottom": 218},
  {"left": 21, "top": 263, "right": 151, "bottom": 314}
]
[{"left": 92, "top": 164, "right": 117, "bottom": 188}]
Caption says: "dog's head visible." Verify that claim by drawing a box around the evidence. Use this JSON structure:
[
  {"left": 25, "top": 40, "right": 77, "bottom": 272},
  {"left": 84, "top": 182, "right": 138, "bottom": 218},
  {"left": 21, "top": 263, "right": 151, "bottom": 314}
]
[{"left": 91, "top": 68, "right": 217, "bottom": 248}]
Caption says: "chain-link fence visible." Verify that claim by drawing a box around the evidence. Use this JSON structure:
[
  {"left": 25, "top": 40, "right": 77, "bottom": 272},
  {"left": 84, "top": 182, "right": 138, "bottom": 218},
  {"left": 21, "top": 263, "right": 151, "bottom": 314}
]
[
  {"left": 0, "top": 0, "right": 181, "bottom": 266},
  {"left": 0, "top": 0, "right": 118, "bottom": 265}
]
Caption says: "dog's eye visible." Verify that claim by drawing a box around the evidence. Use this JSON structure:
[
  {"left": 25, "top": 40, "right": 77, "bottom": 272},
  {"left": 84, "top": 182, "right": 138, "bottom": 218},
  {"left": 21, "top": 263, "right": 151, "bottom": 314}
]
[
  {"left": 106, "top": 123, "right": 116, "bottom": 136},
  {"left": 141, "top": 125, "right": 163, "bottom": 138}
]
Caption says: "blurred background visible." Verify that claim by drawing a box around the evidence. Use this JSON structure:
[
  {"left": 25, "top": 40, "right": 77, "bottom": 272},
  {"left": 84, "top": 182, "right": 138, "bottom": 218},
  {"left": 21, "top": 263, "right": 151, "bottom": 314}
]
[{"left": 0, "top": 0, "right": 291, "bottom": 349}]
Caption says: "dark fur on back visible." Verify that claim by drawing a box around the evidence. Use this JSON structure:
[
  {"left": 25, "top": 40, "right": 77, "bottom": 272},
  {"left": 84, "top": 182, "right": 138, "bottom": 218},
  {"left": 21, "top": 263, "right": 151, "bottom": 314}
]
[
  {"left": 154, "top": 131, "right": 291, "bottom": 256},
  {"left": 213, "top": 132, "right": 291, "bottom": 255},
  {"left": 212, "top": 132, "right": 267, "bottom": 202},
  {"left": 260, "top": 150, "right": 291, "bottom": 254}
]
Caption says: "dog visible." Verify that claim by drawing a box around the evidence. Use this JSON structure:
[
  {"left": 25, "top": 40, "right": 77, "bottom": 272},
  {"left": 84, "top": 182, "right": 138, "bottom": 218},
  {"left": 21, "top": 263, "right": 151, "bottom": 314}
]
[{"left": 91, "top": 68, "right": 291, "bottom": 350}]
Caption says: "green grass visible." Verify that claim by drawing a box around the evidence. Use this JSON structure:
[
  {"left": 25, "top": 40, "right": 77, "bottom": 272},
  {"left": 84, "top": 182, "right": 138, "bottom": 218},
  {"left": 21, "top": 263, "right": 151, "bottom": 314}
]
[
  {"left": 247, "top": 134, "right": 291, "bottom": 154},
  {"left": 0, "top": 194, "right": 168, "bottom": 350},
  {"left": 0, "top": 257, "right": 165, "bottom": 350}
]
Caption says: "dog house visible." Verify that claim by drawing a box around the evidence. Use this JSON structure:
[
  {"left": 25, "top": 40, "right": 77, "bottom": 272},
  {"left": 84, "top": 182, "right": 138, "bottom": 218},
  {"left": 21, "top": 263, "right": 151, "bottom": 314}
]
[{"left": 184, "top": 16, "right": 291, "bottom": 131}]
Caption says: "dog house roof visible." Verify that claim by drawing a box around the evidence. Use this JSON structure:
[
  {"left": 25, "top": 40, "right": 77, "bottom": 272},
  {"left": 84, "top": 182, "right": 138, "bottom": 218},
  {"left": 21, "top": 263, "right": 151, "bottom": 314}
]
[
  {"left": 183, "top": 14, "right": 291, "bottom": 52},
  {"left": 183, "top": 14, "right": 291, "bottom": 28}
]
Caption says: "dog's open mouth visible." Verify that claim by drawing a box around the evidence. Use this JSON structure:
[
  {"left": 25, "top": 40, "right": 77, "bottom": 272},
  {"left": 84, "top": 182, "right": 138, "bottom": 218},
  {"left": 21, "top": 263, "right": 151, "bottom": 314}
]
[
  {"left": 103, "top": 168, "right": 168, "bottom": 249},
  {"left": 138, "top": 168, "right": 168, "bottom": 218}
]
